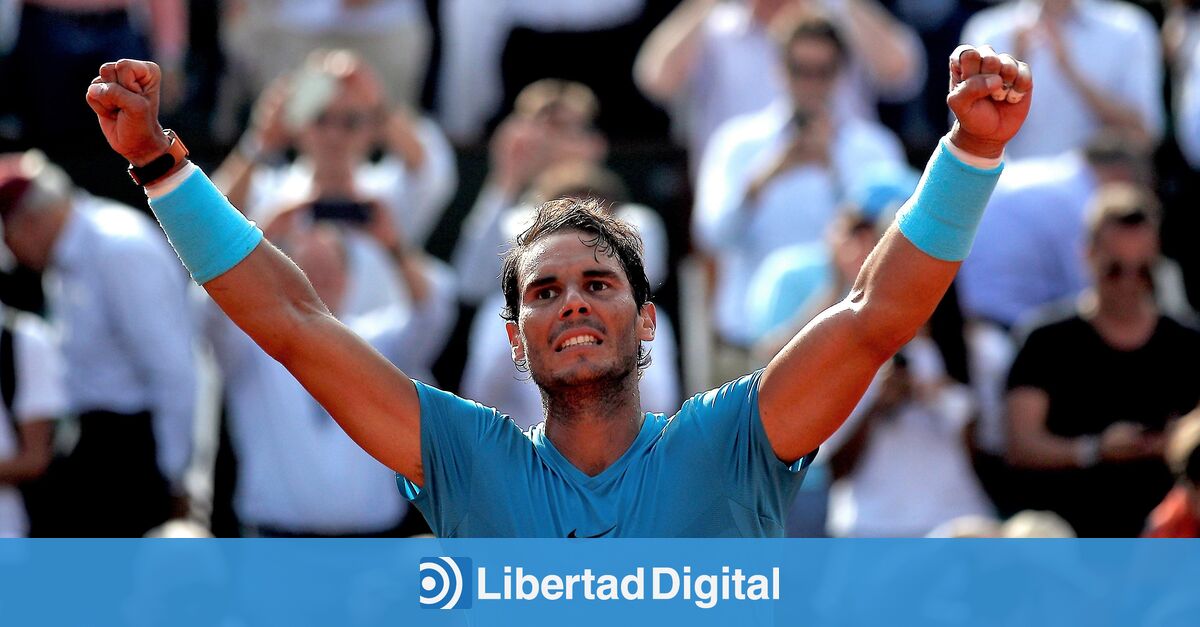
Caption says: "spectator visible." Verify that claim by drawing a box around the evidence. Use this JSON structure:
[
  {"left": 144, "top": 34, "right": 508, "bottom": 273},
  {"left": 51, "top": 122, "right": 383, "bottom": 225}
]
[
  {"left": 437, "top": 0, "right": 646, "bottom": 142},
  {"left": 452, "top": 79, "right": 607, "bottom": 305},
  {"left": 1175, "top": 38, "right": 1200, "bottom": 169},
  {"left": 958, "top": 129, "right": 1184, "bottom": 331},
  {"left": 635, "top": 0, "right": 925, "bottom": 166},
  {"left": 1005, "top": 184, "right": 1200, "bottom": 537},
  {"left": 0, "top": 307, "right": 66, "bottom": 537},
  {"left": 747, "top": 162, "right": 918, "bottom": 358},
  {"left": 749, "top": 188, "right": 907, "bottom": 537},
  {"left": 201, "top": 224, "right": 456, "bottom": 536},
  {"left": 214, "top": 49, "right": 456, "bottom": 253},
  {"left": 824, "top": 336, "right": 995, "bottom": 537},
  {"left": 0, "top": 150, "right": 196, "bottom": 537},
  {"left": 959, "top": 133, "right": 1193, "bottom": 500},
  {"left": 2, "top": 0, "right": 187, "bottom": 204},
  {"left": 1142, "top": 407, "right": 1200, "bottom": 537},
  {"left": 961, "top": 0, "right": 1163, "bottom": 159},
  {"left": 459, "top": 163, "right": 680, "bottom": 428},
  {"left": 693, "top": 10, "right": 906, "bottom": 348}
]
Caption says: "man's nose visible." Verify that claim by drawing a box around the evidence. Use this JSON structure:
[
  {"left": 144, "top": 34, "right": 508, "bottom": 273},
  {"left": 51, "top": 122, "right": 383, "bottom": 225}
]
[{"left": 559, "top": 285, "right": 590, "bottom": 319}]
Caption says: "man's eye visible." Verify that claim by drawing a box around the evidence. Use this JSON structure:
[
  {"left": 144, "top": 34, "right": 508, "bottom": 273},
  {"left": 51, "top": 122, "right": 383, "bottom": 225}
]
[
  {"left": 536, "top": 287, "right": 559, "bottom": 300},
  {"left": 588, "top": 281, "right": 608, "bottom": 292}
]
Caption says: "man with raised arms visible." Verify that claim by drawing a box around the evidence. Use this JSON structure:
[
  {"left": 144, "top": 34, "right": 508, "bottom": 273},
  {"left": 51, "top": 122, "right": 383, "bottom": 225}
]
[{"left": 84, "top": 44, "right": 1031, "bottom": 537}]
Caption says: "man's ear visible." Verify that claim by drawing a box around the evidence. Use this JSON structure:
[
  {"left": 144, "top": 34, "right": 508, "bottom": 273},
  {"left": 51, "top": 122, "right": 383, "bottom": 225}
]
[
  {"left": 505, "top": 321, "right": 525, "bottom": 362},
  {"left": 638, "top": 302, "right": 656, "bottom": 342}
]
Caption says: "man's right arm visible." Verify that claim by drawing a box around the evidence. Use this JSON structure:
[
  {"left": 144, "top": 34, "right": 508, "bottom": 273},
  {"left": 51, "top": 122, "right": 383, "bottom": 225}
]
[
  {"left": 203, "top": 237, "right": 424, "bottom": 484},
  {"left": 86, "top": 59, "right": 426, "bottom": 487}
]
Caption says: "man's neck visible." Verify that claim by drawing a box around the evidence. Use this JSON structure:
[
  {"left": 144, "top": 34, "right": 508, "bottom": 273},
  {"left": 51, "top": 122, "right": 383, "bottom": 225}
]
[
  {"left": 542, "top": 375, "right": 644, "bottom": 477},
  {"left": 1083, "top": 293, "right": 1158, "bottom": 350}
]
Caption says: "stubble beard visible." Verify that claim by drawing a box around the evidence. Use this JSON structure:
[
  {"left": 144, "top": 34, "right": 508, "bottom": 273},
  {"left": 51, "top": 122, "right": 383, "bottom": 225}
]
[{"left": 529, "top": 341, "right": 641, "bottom": 422}]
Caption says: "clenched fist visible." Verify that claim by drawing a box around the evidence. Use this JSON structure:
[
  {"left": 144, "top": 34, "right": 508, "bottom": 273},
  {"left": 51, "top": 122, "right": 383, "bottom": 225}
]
[
  {"left": 85, "top": 59, "right": 171, "bottom": 167},
  {"left": 946, "top": 45, "right": 1034, "bottom": 159}
]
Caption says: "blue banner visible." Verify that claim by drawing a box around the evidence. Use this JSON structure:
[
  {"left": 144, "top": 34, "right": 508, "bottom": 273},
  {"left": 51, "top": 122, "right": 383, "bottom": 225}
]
[{"left": 0, "top": 539, "right": 1197, "bottom": 626}]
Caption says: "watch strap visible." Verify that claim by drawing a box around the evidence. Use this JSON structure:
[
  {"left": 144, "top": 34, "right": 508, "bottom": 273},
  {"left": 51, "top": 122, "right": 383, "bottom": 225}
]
[{"left": 128, "top": 130, "right": 189, "bottom": 186}]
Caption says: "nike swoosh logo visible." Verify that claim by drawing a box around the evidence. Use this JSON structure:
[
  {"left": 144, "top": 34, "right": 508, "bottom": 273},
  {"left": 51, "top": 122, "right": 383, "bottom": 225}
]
[{"left": 567, "top": 525, "right": 616, "bottom": 538}]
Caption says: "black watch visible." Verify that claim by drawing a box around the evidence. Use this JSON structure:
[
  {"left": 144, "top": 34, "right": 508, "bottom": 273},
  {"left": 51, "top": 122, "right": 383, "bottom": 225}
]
[{"left": 128, "top": 129, "right": 189, "bottom": 186}]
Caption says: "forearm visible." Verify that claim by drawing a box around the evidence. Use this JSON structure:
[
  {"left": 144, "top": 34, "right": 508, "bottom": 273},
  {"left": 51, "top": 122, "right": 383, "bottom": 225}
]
[
  {"left": 390, "top": 245, "right": 432, "bottom": 306},
  {"left": 851, "top": 228, "right": 958, "bottom": 356},
  {"left": 146, "top": 0, "right": 188, "bottom": 69},
  {"left": 1006, "top": 430, "right": 1091, "bottom": 469},
  {"left": 205, "top": 241, "right": 331, "bottom": 361},
  {"left": 840, "top": 0, "right": 922, "bottom": 88},
  {"left": 0, "top": 422, "right": 52, "bottom": 484},
  {"left": 0, "top": 455, "right": 49, "bottom": 484},
  {"left": 385, "top": 110, "right": 427, "bottom": 170},
  {"left": 854, "top": 137, "right": 1003, "bottom": 354},
  {"left": 1064, "top": 69, "right": 1148, "bottom": 134},
  {"left": 146, "top": 163, "right": 323, "bottom": 359},
  {"left": 633, "top": 0, "right": 715, "bottom": 102}
]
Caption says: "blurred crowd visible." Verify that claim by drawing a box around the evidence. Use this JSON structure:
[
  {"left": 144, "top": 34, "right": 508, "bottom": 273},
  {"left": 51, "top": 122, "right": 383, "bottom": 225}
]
[{"left": 1, "top": 0, "right": 1200, "bottom": 539}]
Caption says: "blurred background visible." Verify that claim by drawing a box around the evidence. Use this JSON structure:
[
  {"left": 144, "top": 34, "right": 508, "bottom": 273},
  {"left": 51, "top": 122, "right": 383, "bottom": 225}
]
[{"left": 0, "top": 0, "right": 1199, "bottom": 540}]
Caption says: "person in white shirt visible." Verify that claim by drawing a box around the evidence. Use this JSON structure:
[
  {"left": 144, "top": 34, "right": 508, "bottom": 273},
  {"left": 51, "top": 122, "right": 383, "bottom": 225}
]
[
  {"left": 1176, "top": 39, "right": 1200, "bottom": 168},
  {"left": 214, "top": 49, "right": 457, "bottom": 255},
  {"left": 635, "top": 0, "right": 925, "bottom": 165},
  {"left": 453, "top": 80, "right": 608, "bottom": 305},
  {"left": 0, "top": 150, "right": 196, "bottom": 537},
  {"left": 694, "top": 10, "right": 906, "bottom": 347},
  {"left": 202, "top": 224, "right": 456, "bottom": 536},
  {"left": 961, "top": 0, "right": 1163, "bottom": 160},
  {"left": 0, "top": 308, "right": 67, "bottom": 537},
  {"left": 823, "top": 336, "right": 994, "bottom": 537},
  {"left": 460, "top": 163, "right": 681, "bottom": 427}
]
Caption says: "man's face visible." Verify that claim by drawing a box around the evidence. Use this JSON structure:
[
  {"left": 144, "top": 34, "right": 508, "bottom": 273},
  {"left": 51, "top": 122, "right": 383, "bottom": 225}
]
[
  {"left": 829, "top": 217, "right": 878, "bottom": 284},
  {"left": 506, "top": 230, "right": 655, "bottom": 391},
  {"left": 297, "top": 90, "right": 378, "bottom": 168},
  {"left": 533, "top": 105, "right": 606, "bottom": 168},
  {"left": 784, "top": 38, "right": 841, "bottom": 115},
  {"left": 1088, "top": 224, "right": 1158, "bottom": 310},
  {"left": 1, "top": 210, "right": 52, "bottom": 271}
]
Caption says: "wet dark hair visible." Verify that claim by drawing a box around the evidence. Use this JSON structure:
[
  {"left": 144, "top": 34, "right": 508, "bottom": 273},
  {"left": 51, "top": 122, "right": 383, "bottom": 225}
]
[{"left": 499, "top": 197, "right": 652, "bottom": 372}]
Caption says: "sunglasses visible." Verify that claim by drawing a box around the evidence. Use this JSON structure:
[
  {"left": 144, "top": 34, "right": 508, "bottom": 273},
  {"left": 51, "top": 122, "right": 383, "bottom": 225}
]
[
  {"left": 313, "top": 111, "right": 375, "bottom": 132},
  {"left": 1102, "top": 261, "right": 1153, "bottom": 283},
  {"left": 786, "top": 62, "right": 839, "bottom": 81}
]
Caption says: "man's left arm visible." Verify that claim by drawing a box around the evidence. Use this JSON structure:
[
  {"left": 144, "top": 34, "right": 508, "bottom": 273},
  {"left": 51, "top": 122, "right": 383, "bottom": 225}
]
[{"left": 757, "top": 44, "right": 1032, "bottom": 463}]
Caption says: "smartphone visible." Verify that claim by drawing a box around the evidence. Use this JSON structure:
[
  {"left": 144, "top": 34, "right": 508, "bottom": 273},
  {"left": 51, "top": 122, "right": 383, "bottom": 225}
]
[{"left": 311, "top": 198, "right": 372, "bottom": 225}]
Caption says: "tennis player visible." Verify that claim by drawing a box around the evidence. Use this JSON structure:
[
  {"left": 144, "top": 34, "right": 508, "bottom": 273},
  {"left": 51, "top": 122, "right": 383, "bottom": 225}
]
[{"left": 86, "top": 45, "right": 1030, "bottom": 537}]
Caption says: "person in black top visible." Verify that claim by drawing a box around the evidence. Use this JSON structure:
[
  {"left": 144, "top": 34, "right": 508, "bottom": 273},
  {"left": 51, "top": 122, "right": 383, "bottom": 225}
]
[{"left": 1005, "top": 183, "right": 1200, "bottom": 537}]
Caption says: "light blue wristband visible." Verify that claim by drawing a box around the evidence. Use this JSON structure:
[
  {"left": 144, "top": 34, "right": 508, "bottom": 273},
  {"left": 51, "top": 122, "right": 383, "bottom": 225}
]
[
  {"left": 895, "top": 138, "right": 1003, "bottom": 262},
  {"left": 147, "top": 168, "right": 264, "bottom": 284}
]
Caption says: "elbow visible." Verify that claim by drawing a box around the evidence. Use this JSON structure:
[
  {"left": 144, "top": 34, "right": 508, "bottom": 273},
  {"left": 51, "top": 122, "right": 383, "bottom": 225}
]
[
  {"left": 851, "top": 290, "right": 920, "bottom": 360},
  {"left": 259, "top": 301, "right": 330, "bottom": 364},
  {"left": 633, "top": 60, "right": 679, "bottom": 104}
]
